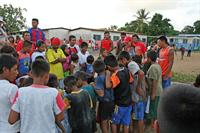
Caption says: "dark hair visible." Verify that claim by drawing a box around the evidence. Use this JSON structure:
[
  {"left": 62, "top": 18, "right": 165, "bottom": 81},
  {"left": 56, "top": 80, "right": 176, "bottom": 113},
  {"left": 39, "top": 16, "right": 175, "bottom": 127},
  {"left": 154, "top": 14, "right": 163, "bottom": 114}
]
[
  {"left": 31, "top": 60, "right": 50, "bottom": 77},
  {"left": 118, "top": 51, "right": 130, "bottom": 61},
  {"left": 121, "top": 32, "right": 126, "bottom": 36},
  {"left": 23, "top": 77, "right": 33, "bottom": 87},
  {"left": 47, "top": 73, "right": 58, "bottom": 88},
  {"left": 64, "top": 76, "right": 77, "bottom": 88},
  {"left": 87, "top": 55, "right": 94, "bottom": 64},
  {"left": 80, "top": 42, "right": 88, "bottom": 48},
  {"left": 104, "top": 54, "right": 118, "bottom": 67},
  {"left": 0, "top": 45, "right": 18, "bottom": 58},
  {"left": 35, "top": 56, "right": 45, "bottom": 61},
  {"left": 69, "top": 35, "right": 76, "bottom": 41},
  {"left": 132, "top": 34, "right": 139, "bottom": 39},
  {"left": 0, "top": 54, "right": 18, "bottom": 74},
  {"left": 71, "top": 54, "right": 79, "bottom": 62},
  {"left": 104, "top": 31, "right": 110, "bottom": 34},
  {"left": 60, "top": 44, "right": 69, "bottom": 56},
  {"left": 93, "top": 59, "right": 105, "bottom": 73},
  {"left": 23, "top": 40, "right": 32, "bottom": 48},
  {"left": 8, "top": 36, "right": 14, "bottom": 43},
  {"left": 133, "top": 55, "right": 142, "bottom": 65},
  {"left": 22, "top": 31, "right": 30, "bottom": 37},
  {"left": 158, "top": 84, "right": 200, "bottom": 133},
  {"left": 32, "top": 18, "right": 39, "bottom": 23},
  {"left": 194, "top": 74, "right": 200, "bottom": 88},
  {"left": 74, "top": 71, "right": 90, "bottom": 82},
  {"left": 158, "top": 35, "right": 168, "bottom": 45},
  {"left": 36, "top": 40, "right": 45, "bottom": 48},
  {"left": 147, "top": 50, "right": 157, "bottom": 62}
]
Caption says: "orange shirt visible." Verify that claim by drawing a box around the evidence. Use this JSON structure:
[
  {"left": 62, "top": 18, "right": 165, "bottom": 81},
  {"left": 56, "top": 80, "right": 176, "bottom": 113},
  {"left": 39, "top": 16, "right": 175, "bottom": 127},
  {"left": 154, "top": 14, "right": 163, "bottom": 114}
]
[
  {"left": 133, "top": 42, "right": 147, "bottom": 56},
  {"left": 158, "top": 46, "right": 172, "bottom": 77}
]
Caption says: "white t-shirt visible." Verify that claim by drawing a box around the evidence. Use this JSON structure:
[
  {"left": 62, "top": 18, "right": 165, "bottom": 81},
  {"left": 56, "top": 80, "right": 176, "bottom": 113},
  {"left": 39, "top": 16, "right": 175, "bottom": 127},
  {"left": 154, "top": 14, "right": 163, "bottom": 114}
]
[
  {"left": 67, "top": 44, "right": 80, "bottom": 53},
  {"left": 78, "top": 51, "right": 90, "bottom": 65},
  {"left": 11, "top": 85, "right": 65, "bottom": 133},
  {"left": 0, "top": 80, "right": 19, "bottom": 133},
  {"left": 128, "top": 61, "right": 140, "bottom": 75},
  {"left": 31, "top": 51, "right": 46, "bottom": 62}
]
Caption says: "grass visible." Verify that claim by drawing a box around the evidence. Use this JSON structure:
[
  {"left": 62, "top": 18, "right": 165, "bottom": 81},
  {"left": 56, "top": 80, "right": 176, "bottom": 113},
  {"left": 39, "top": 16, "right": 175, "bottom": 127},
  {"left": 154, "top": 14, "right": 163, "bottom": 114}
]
[{"left": 172, "top": 72, "right": 197, "bottom": 83}]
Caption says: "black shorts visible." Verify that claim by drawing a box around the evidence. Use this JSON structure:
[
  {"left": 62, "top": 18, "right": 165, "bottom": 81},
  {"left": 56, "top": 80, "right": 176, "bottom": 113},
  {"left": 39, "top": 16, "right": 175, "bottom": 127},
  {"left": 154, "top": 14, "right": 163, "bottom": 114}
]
[{"left": 98, "top": 101, "right": 114, "bottom": 121}]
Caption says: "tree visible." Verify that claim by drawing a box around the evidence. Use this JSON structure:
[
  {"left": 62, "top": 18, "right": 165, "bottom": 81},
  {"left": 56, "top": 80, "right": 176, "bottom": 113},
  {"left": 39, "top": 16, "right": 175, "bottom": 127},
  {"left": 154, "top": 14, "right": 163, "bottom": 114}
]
[
  {"left": 181, "top": 25, "right": 194, "bottom": 34},
  {"left": 194, "top": 20, "right": 200, "bottom": 34},
  {"left": 0, "top": 4, "right": 27, "bottom": 32},
  {"left": 108, "top": 25, "right": 118, "bottom": 31}
]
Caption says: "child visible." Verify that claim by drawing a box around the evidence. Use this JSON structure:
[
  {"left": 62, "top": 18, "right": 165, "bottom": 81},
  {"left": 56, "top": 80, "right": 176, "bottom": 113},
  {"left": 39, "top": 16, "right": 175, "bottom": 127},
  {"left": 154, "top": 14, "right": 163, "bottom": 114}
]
[
  {"left": 104, "top": 54, "right": 133, "bottom": 133},
  {"left": 93, "top": 59, "right": 114, "bottom": 133},
  {"left": 18, "top": 40, "right": 32, "bottom": 76},
  {"left": 194, "top": 74, "right": 200, "bottom": 88},
  {"left": 60, "top": 44, "right": 71, "bottom": 78},
  {"left": 99, "top": 48, "right": 108, "bottom": 60},
  {"left": 0, "top": 54, "right": 19, "bottom": 132},
  {"left": 74, "top": 71, "right": 97, "bottom": 132},
  {"left": 78, "top": 42, "right": 90, "bottom": 71},
  {"left": 8, "top": 60, "right": 66, "bottom": 133},
  {"left": 146, "top": 50, "right": 163, "bottom": 130},
  {"left": 46, "top": 37, "right": 66, "bottom": 89},
  {"left": 31, "top": 40, "right": 46, "bottom": 62},
  {"left": 63, "top": 76, "right": 93, "bottom": 133},
  {"left": 86, "top": 55, "right": 95, "bottom": 83},
  {"left": 70, "top": 53, "right": 79, "bottom": 75}
]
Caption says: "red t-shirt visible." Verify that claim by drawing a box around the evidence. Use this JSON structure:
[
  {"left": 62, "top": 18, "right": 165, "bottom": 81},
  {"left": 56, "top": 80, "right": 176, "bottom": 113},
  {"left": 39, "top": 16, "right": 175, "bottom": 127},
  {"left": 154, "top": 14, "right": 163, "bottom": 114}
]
[
  {"left": 133, "top": 42, "right": 147, "bottom": 56},
  {"left": 101, "top": 39, "right": 112, "bottom": 52},
  {"left": 16, "top": 40, "right": 35, "bottom": 55}
]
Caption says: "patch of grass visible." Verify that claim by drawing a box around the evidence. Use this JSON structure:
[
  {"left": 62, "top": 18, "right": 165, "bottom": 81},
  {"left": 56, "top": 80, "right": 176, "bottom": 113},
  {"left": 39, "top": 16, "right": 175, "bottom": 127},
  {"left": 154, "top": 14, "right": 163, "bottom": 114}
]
[{"left": 172, "top": 72, "right": 196, "bottom": 83}]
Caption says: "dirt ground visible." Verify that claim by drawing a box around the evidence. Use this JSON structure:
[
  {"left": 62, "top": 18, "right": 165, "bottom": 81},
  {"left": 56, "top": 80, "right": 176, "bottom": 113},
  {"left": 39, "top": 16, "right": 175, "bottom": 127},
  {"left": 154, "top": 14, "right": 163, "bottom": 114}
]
[{"left": 172, "top": 51, "right": 200, "bottom": 75}]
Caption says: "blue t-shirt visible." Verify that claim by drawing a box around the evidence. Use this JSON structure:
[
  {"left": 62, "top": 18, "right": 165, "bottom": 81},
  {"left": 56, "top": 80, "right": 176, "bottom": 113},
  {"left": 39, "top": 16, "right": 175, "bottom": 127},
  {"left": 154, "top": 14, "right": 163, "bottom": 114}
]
[
  {"left": 95, "top": 74, "right": 114, "bottom": 102},
  {"left": 81, "top": 85, "right": 97, "bottom": 104},
  {"left": 86, "top": 64, "right": 94, "bottom": 74},
  {"left": 18, "top": 52, "right": 30, "bottom": 75}
]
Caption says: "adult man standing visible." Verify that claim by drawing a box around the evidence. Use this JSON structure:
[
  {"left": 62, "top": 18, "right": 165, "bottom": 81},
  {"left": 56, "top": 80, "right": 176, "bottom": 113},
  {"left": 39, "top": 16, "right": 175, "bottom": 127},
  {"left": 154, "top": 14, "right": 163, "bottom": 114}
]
[
  {"left": 116, "top": 32, "right": 126, "bottom": 55},
  {"left": 100, "top": 31, "right": 113, "bottom": 53},
  {"left": 157, "top": 36, "right": 174, "bottom": 89},
  {"left": 132, "top": 34, "right": 147, "bottom": 57},
  {"left": 28, "top": 18, "right": 45, "bottom": 44}
]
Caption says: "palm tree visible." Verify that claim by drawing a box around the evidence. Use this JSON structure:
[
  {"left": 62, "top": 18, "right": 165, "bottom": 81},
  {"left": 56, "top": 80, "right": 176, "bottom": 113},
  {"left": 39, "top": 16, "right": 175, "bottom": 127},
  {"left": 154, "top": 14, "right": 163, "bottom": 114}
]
[{"left": 134, "top": 9, "right": 150, "bottom": 34}]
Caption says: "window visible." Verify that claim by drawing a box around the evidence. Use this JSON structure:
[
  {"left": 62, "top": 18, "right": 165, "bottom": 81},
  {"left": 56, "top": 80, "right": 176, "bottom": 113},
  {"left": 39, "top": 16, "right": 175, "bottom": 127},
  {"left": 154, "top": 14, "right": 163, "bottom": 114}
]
[
  {"left": 142, "top": 38, "right": 146, "bottom": 42},
  {"left": 113, "top": 36, "right": 120, "bottom": 41},
  {"left": 175, "top": 38, "right": 178, "bottom": 43},
  {"left": 93, "top": 34, "right": 101, "bottom": 41},
  {"left": 197, "top": 39, "right": 200, "bottom": 44},
  {"left": 192, "top": 39, "right": 196, "bottom": 44},
  {"left": 183, "top": 39, "right": 188, "bottom": 44}
]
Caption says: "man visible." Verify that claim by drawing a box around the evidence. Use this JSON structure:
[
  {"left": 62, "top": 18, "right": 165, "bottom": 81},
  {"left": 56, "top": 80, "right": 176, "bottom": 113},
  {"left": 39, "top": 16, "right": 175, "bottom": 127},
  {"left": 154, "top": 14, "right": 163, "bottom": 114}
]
[
  {"left": 116, "top": 32, "right": 126, "bottom": 55},
  {"left": 28, "top": 18, "right": 45, "bottom": 43},
  {"left": 101, "top": 31, "right": 113, "bottom": 53},
  {"left": 155, "top": 84, "right": 200, "bottom": 133},
  {"left": 67, "top": 35, "right": 80, "bottom": 55},
  {"left": 157, "top": 36, "right": 174, "bottom": 89},
  {"left": 132, "top": 34, "right": 147, "bottom": 57}
]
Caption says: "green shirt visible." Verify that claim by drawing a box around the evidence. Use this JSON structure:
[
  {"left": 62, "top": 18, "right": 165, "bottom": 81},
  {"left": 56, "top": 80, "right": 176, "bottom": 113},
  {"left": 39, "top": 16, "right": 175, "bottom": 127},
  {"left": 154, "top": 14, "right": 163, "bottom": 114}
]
[{"left": 147, "top": 63, "right": 163, "bottom": 96}]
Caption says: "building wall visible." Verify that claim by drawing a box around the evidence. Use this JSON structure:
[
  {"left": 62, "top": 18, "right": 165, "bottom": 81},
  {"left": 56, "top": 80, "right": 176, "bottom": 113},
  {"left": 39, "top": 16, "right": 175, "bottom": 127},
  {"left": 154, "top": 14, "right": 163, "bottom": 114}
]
[{"left": 44, "top": 29, "right": 70, "bottom": 40}]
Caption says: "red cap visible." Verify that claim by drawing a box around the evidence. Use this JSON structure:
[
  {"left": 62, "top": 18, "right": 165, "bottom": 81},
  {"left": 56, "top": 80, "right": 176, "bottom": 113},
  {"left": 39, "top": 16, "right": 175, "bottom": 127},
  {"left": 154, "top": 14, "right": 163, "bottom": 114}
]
[
  {"left": 124, "top": 36, "right": 132, "bottom": 43},
  {"left": 51, "top": 37, "right": 60, "bottom": 46}
]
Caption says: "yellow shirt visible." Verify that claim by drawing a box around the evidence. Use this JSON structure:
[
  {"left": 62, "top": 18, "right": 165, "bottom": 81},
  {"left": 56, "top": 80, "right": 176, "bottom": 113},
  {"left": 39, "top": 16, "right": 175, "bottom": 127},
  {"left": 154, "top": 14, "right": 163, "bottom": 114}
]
[{"left": 46, "top": 48, "right": 66, "bottom": 79}]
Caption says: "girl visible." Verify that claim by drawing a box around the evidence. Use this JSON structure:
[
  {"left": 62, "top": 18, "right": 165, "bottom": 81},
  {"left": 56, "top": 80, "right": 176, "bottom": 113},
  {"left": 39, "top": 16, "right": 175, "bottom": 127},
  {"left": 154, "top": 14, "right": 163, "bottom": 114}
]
[{"left": 61, "top": 45, "right": 71, "bottom": 77}]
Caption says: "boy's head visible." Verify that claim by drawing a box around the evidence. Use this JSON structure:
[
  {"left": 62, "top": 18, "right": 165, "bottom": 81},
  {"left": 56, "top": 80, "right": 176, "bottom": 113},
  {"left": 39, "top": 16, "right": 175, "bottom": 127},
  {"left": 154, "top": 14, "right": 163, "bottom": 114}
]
[
  {"left": 157, "top": 36, "right": 168, "bottom": 48},
  {"left": 147, "top": 50, "right": 157, "bottom": 63},
  {"left": 104, "top": 31, "right": 110, "bottom": 39},
  {"left": 32, "top": 18, "right": 39, "bottom": 28},
  {"left": 80, "top": 42, "right": 88, "bottom": 53},
  {"left": 121, "top": 32, "right": 126, "bottom": 41},
  {"left": 60, "top": 44, "right": 70, "bottom": 56},
  {"left": 104, "top": 54, "right": 118, "bottom": 72},
  {"left": 0, "top": 54, "right": 18, "bottom": 81},
  {"left": 36, "top": 40, "right": 46, "bottom": 52},
  {"left": 71, "top": 53, "right": 79, "bottom": 63},
  {"left": 124, "top": 36, "right": 132, "bottom": 45},
  {"left": 118, "top": 51, "right": 130, "bottom": 66},
  {"left": 156, "top": 84, "right": 200, "bottom": 133},
  {"left": 87, "top": 55, "right": 94, "bottom": 64},
  {"left": 132, "top": 34, "right": 139, "bottom": 43},
  {"left": 47, "top": 73, "right": 58, "bottom": 88},
  {"left": 132, "top": 55, "right": 142, "bottom": 65},
  {"left": 51, "top": 37, "right": 60, "bottom": 50},
  {"left": 35, "top": 56, "right": 45, "bottom": 61},
  {"left": 194, "top": 74, "right": 200, "bottom": 88},
  {"left": 23, "top": 40, "right": 32, "bottom": 53},
  {"left": 8, "top": 36, "right": 15, "bottom": 43},
  {"left": 93, "top": 59, "right": 106, "bottom": 74},
  {"left": 0, "top": 45, "right": 18, "bottom": 58},
  {"left": 64, "top": 76, "right": 78, "bottom": 93},
  {"left": 69, "top": 35, "right": 76, "bottom": 46},
  {"left": 74, "top": 71, "right": 90, "bottom": 87},
  {"left": 31, "top": 60, "right": 50, "bottom": 85},
  {"left": 22, "top": 31, "right": 30, "bottom": 41},
  {"left": 100, "top": 48, "right": 108, "bottom": 58}
]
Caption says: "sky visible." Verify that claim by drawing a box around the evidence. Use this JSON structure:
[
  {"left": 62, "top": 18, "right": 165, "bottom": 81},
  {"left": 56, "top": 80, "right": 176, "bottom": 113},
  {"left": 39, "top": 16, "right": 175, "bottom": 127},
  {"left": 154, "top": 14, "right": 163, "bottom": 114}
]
[{"left": 0, "top": 0, "right": 200, "bottom": 31}]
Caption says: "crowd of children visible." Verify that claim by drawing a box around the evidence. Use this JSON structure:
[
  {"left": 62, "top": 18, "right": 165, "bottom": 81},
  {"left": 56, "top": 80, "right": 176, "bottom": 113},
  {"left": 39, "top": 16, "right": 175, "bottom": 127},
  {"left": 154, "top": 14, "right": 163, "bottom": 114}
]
[{"left": 0, "top": 29, "right": 200, "bottom": 133}]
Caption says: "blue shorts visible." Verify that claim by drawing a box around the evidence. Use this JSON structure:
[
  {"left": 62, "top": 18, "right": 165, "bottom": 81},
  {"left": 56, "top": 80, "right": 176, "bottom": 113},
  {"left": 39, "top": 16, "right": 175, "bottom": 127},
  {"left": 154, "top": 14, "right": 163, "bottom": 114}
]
[
  {"left": 133, "top": 102, "right": 145, "bottom": 120},
  {"left": 162, "top": 78, "right": 171, "bottom": 90},
  {"left": 111, "top": 105, "right": 132, "bottom": 126}
]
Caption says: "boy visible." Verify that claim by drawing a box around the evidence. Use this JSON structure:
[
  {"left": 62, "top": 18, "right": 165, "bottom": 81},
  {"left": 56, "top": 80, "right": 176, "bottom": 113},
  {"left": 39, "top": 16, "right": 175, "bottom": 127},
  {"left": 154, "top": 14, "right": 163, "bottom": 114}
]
[
  {"left": 0, "top": 54, "right": 19, "bottom": 133},
  {"left": 101, "top": 31, "right": 113, "bottom": 53},
  {"left": 118, "top": 51, "right": 146, "bottom": 133},
  {"left": 70, "top": 53, "right": 79, "bottom": 75},
  {"left": 93, "top": 59, "right": 114, "bottom": 133},
  {"left": 104, "top": 54, "right": 133, "bottom": 133},
  {"left": 67, "top": 35, "right": 80, "bottom": 55},
  {"left": 18, "top": 40, "right": 32, "bottom": 76},
  {"left": 63, "top": 76, "right": 93, "bottom": 133},
  {"left": 77, "top": 42, "right": 90, "bottom": 71},
  {"left": 46, "top": 37, "right": 66, "bottom": 88},
  {"left": 146, "top": 50, "right": 163, "bottom": 130},
  {"left": 8, "top": 60, "right": 66, "bottom": 133},
  {"left": 86, "top": 55, "right": 95, "bottom": 83}
]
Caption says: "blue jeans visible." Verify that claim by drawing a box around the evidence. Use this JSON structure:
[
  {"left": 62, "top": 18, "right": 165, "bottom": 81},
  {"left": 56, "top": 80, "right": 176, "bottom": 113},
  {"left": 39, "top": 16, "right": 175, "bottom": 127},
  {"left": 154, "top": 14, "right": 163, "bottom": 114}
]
[{"left": 162, "top": 77, "right": 171, "bottom": 90}]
